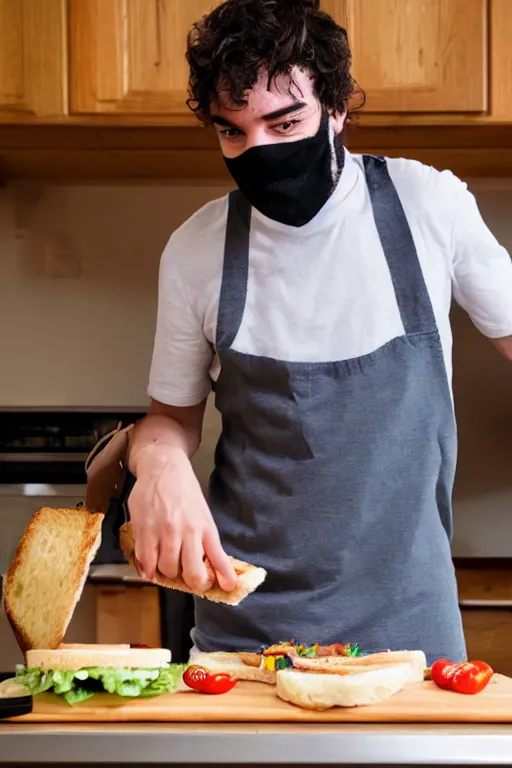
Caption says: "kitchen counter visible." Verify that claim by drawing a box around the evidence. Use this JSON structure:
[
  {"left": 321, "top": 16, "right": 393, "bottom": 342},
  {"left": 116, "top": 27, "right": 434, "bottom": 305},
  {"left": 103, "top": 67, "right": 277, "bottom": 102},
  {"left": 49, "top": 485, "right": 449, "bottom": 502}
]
[
  {"left": 88, "top": 563, "right": 144, "bottom": 583},
  {"left": 1, "top": 722, "right": 512, "bottom": 765}
]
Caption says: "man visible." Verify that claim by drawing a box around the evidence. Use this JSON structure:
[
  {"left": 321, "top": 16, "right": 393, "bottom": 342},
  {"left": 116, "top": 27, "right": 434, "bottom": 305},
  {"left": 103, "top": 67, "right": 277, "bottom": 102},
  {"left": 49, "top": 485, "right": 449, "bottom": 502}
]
[{"left": 127, "top": 0, "right": 512, "bottom": 664}]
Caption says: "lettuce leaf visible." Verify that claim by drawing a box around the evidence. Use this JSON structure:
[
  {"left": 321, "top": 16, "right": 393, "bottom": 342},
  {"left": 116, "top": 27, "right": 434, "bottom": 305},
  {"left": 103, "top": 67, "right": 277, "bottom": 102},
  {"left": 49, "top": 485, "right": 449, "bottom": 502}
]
[{"left": 15, "top": 664, "right": 186, "bottom": 705}]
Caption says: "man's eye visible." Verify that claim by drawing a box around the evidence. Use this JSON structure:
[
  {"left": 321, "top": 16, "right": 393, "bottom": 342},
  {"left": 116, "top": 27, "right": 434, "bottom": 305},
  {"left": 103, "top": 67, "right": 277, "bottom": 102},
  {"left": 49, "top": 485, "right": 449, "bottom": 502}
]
[
  {"left": 274, "top": 119, "right": 300, "bottom": 134},
  {"left": 220, "top": 128, "right": 242, "bottom": 138}
]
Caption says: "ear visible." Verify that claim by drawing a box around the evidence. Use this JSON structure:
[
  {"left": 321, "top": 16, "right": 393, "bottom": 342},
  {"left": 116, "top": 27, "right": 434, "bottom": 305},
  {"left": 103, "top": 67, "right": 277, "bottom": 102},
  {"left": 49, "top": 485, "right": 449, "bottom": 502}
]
[{"left": 331, "top": 109, "right": 348, "bottom": 135}]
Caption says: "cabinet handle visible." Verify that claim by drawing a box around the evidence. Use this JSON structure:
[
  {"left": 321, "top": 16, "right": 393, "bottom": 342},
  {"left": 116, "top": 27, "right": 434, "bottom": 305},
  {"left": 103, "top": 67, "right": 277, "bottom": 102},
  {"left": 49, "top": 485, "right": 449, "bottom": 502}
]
[
  {"left": 154, "top": 0, "right": 162, "bottom": 67},
  {"left": 459, "top": 599, "right": 512, "bottom": 609}
]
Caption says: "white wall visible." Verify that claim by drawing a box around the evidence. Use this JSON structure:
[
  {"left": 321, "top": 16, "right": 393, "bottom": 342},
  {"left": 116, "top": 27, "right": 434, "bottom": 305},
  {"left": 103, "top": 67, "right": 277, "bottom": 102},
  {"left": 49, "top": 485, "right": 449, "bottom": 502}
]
[{"left": 0, "top": 177, "right": 510, "bottom": 559}]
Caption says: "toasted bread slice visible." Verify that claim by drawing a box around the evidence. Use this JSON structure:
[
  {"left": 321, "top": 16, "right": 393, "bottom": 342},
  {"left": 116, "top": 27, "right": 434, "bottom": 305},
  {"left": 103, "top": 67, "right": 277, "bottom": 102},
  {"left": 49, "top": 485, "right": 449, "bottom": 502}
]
[
  {"left": 119, "top": 522, "right": 266, "bottom": 606},
  {"left": 3, "top": 507, "right": 104, "bottom": 652},
  {"left": 291, "top": 650, "right": 426, "bottom": 682}
]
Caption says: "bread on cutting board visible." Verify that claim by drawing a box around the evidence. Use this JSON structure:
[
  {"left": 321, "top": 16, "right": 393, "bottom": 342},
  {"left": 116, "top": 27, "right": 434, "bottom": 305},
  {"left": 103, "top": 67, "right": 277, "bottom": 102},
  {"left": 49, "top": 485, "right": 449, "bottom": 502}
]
[
  {"left": 3, "top": 506, "right": 104, "bottom": 651},
  {"left": 276, "top": 663, "right": 415, "bottom": 710}
]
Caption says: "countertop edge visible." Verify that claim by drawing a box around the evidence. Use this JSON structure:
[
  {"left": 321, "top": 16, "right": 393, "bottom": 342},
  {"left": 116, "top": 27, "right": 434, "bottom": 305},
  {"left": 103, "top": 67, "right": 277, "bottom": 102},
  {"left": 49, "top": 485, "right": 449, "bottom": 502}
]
[{"left": 2, "top": 724, "right": 512, "bottom": 765}]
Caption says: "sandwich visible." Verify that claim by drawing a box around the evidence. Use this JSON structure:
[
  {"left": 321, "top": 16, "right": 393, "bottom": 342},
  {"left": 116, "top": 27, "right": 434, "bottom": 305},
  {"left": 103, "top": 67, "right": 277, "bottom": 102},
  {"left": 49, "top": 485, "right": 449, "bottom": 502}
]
[
  {"left": 119, "top": 521, "right": 267, "bottom": 606},
  {"left": 14, "top": 644, "right": 185, "bottom": 705},
  {"left": 188, "top": 641, "right": 363, "bottom": 685},
  {"left": 2, "top": 507, "right": 186, "bottom": 705},
  {"left": 275, "top": 650, "right": 427, "bottom": 710}
]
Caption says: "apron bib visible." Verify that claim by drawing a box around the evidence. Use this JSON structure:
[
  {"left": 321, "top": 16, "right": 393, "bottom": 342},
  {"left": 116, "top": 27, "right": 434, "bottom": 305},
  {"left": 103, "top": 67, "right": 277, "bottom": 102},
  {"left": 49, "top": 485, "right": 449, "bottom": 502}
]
[{"left": 194, "top": 155, "right": 466, "bottom": 666}]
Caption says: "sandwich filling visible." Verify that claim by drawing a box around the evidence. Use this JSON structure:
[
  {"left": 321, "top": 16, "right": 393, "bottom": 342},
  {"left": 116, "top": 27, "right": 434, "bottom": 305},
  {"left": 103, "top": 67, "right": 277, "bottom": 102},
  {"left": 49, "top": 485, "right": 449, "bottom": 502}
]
[
  {"left": 15, "top": 648, "right": 186, "bottom": 705},
  {"left": 241, "top": 642, "right": 361, "bottom": 672},
  {"left": 15, "top": 663, "right": 186, "bottom": 705}
]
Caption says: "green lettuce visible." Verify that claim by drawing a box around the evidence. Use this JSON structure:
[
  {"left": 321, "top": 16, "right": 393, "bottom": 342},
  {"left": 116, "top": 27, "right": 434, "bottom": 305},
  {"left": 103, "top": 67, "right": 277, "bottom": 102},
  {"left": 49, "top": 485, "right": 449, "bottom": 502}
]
[{"left": 15, "top": 664, "right": 186, "bottom": 705}]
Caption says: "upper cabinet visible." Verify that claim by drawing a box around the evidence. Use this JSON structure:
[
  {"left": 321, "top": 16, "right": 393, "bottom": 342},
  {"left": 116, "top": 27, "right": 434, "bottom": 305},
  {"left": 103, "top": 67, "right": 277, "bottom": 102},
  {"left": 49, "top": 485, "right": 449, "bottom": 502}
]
[
  {"left": 68, "top": 0, "right": 220, "bottom": 118},
  {"left": 0, "top": 0, "right": 65, "bottom": 118},
  {"left": 321, "top": 0, "right": 488, "bottom": 113}
]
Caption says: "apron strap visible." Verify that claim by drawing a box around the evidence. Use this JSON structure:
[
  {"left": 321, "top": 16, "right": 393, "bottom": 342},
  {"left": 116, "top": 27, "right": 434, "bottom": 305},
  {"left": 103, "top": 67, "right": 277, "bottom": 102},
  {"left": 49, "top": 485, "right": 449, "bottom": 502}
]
[
  {"left": 363, "top": 155, "right": 438, "bottom": 336},
  {"left": 216, "top": 189, "right": 252, "bottom": 349}
]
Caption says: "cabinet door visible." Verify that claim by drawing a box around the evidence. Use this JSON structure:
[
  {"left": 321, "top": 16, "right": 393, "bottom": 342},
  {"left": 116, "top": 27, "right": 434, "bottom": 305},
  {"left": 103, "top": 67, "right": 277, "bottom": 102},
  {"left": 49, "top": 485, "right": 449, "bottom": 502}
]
[
  {"left": 0, "top": 0, "right": 65, "bottom": 118},
  {"left": 461, "top": 608, "right": 512, "bottom": 678},
  {"left": 321, "top": 0, "right": 488, "bottom": 113},
  {"left": 96, "top": 585, "right": 161, "bottom": 646},
  {"left": 69, "top": 0, "right": 221, "bottom": 117}
]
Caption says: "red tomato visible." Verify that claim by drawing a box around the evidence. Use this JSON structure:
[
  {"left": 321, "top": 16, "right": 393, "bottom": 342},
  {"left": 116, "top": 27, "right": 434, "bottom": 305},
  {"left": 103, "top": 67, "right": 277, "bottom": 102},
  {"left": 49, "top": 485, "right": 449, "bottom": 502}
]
[
  {"left": 200, "top": 673, "right": 238, "bottom": 695},
  {"left": 431, "top": 659, "right": 458, "bottom": 689},
  {"left": 451, "top": 661, "right": 494, "bottom": 695},
  {"left": 182, "top": 665, "right": 237, "bottom": 695},
  {"left": 183, "top": 665, "right": 210, "bottom": 691}
]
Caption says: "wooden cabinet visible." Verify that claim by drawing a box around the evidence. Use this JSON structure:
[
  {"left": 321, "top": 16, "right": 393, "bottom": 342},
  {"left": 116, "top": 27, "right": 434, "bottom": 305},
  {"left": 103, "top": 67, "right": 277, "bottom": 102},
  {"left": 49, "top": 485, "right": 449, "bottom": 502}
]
[
  {"left": 457, "top": 568, "right": 512, "bottom": 678},
  {"left": 0, "top": 0, "right": 65, "bottom": 118},
  {"left": 461, "top": 608, "right": 512, "bottom": 678},
  {"left": 68, "top": 0, "right": 221, "bottom": 118},
  {"left": 321, "top": 0, "right": 488, "bottom": 113},
  {"left": 95, "top": 585, "right": 161, "bottom": 647}
]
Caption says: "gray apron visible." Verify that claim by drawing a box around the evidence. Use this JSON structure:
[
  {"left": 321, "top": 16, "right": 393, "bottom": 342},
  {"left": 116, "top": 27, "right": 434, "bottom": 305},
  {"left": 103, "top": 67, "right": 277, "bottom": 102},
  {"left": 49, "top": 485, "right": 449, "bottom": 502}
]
[{"left": 194, "top": 155, "right": 466, "bottom": 666}]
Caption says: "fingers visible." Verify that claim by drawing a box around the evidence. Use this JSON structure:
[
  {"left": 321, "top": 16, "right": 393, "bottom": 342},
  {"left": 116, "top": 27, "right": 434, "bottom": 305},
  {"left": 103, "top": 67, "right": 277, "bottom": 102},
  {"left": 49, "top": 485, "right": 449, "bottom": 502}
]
[
  {"left": 133, "top": 528, "right": 159, "bottom": 581},
  {"left": 203, "top": 527, "right": 239, "bottom": 592},
  {"left": 181, "top": 534, "right": 214, "bottom": 593},
  {"left": 156, "top": 530, "right": 182, "bottom": 581}
]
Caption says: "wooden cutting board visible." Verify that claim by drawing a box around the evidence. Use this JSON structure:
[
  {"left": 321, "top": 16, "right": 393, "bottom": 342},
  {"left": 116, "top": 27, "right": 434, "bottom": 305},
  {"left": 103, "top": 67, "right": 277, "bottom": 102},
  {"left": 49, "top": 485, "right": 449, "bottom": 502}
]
[{"left": 11, "top": 674, "right": 512, "bottom": 723}]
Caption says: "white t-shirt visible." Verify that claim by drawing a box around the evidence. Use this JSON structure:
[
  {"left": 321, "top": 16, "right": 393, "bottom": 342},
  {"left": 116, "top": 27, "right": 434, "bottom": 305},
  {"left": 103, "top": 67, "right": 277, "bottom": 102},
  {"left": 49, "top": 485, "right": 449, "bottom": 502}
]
[{"left": 148, "top": 151, "right": 512, "bottom": 407}]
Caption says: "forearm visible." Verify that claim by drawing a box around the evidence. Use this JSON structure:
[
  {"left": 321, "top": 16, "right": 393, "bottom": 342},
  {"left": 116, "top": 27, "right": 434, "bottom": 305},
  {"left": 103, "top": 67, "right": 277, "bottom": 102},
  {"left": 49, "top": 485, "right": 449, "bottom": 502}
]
[{"left": 491, "top": 334, "right": 512, "bottom": 361}]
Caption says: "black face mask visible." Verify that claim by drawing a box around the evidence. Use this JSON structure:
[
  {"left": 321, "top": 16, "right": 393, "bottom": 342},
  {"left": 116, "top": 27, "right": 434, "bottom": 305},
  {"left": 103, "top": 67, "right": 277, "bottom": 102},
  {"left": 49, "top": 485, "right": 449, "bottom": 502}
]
[{"left": 224, "top": 112, "right": 344, "bottom": 227}]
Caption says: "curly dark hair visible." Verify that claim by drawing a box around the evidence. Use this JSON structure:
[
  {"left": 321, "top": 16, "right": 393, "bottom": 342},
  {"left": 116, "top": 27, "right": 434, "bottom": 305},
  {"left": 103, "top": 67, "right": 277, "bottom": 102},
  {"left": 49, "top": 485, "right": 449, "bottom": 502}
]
[{"left": 185, "top": 0, "right": 363, "bottom": 124}]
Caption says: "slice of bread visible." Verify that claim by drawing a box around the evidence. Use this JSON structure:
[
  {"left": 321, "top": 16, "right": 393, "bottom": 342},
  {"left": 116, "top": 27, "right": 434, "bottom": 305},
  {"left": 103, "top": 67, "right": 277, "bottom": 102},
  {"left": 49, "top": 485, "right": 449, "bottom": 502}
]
[
  {"left": 3, "top": 507, "right": 104, "bottom": 652},
  {"left": 291, "top": 650, "right": 427, "bottom": 683},
  {"left": 26, "top": 646, "right": 171, "bottom": 671},
  {"left": 119, "top": 521, "right": 267, "bottom": 606},
  {"left": 188, "top": 648, "right": 276, "bottom": 684},
  {"left": 276, "top": 664, "right": 413, "bottom": 710}
]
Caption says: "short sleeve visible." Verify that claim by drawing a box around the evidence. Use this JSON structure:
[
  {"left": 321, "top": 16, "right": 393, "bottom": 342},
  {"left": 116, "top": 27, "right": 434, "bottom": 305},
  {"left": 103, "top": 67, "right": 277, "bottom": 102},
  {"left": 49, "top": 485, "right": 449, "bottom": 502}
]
[
  {"left": 147, "top": 234, "right": 213, "bottom": 407},
  {"left": 450, "top": 177, "right": 512, "bottom": 339}
]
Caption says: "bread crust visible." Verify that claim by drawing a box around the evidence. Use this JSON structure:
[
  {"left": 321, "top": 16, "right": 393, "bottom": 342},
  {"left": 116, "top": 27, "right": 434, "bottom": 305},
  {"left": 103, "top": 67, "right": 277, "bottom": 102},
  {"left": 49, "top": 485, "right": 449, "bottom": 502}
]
[
  {"left": 3, "top": 507, "right": 104, "bottom": 652},
  {"left": 119, "top": 522, "right": 266, "bottom": 606}
]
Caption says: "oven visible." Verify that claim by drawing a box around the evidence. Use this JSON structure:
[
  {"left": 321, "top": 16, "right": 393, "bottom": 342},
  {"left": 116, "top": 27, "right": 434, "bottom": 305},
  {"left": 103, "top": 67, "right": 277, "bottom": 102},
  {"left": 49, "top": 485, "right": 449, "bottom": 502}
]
[{"left": 0, "top": 408, "right": 145, "bottom": 575}]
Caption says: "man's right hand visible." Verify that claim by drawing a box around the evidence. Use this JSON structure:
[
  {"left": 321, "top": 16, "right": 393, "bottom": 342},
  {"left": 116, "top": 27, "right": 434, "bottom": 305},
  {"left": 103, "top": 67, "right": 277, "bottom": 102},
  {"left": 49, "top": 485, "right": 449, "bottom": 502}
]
[{"left": 127, "top": 443, "right": 238, "bottom": 594}]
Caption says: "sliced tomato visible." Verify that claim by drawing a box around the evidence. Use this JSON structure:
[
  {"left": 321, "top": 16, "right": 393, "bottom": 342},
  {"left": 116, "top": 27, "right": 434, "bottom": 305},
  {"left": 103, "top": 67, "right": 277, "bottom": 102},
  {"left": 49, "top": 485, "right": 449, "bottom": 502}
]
[
  {"left": 451, "top": 661, "right": 494, "bottom": 695},
  {"left": 431, "top": 658, "right": 458, "bottom": 689},
  {"left": 182, "top": 665, "right": 237, "bottom": 695}
]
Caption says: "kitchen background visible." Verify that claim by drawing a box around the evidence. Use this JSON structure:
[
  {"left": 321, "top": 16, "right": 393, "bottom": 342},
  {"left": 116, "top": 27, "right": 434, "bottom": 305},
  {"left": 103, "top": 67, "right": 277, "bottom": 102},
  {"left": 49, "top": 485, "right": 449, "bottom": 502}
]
[{"left": 0, "top": 0, "right": 510, "bottom": 673}]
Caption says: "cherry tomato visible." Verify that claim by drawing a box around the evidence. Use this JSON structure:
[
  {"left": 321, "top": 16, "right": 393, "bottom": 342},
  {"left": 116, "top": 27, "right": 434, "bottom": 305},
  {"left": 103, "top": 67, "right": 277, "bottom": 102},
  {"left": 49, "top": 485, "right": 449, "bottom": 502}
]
[
  {"left": 431, "top": 658, "right": 458, "bottom": 689},
  {"left": 451, "top": 661, "right": 494, "bottom": 695},
  {"left": 183, "top": 665, "right": 238, "bottom": 695},
  {"left": 183, "top": 665, "right": 210, "bottom": 690},
  {"left": 431, "top": 659, "right": 494, "bottom": 695}
]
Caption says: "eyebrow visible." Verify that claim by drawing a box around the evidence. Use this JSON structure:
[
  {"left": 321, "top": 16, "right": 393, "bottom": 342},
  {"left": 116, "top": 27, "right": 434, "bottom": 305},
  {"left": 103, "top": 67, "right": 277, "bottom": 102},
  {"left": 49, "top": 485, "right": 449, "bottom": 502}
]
[{"left": 211, "top": 101, "right": 307, "bottom": 128}]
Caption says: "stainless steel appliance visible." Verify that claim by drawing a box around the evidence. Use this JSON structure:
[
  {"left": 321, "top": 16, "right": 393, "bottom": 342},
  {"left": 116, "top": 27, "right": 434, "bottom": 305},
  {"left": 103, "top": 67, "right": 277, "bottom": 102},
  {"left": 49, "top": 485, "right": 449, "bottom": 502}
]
[{"left": 0, "top": 408, "right": 145, "bottom": 574}]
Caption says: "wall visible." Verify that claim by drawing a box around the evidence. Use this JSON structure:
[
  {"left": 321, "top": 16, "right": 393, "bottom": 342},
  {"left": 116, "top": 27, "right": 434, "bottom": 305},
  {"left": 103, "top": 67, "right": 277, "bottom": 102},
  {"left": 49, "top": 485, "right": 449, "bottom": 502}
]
[{"left": 0, "top": 176, "right": 510, "bottom": 562}]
